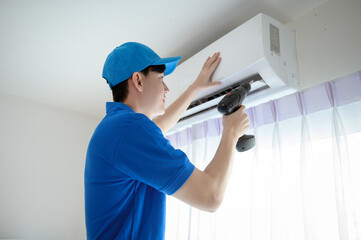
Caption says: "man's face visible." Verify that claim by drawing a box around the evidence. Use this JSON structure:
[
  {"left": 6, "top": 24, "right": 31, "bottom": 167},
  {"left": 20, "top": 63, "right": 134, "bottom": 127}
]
[{"left": 141, "top": 71, "right": 169, "bottom": 117}]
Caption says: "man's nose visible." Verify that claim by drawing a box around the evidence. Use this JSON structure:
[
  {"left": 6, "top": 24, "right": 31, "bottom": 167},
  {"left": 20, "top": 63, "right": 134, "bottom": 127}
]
[{"left": 163, "top": 82, "right": 169, "bottom": 93}]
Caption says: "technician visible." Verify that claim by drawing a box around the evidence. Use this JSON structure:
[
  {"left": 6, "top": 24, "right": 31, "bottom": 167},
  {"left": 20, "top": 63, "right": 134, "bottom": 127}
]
[{"left": 84, "top": 42, "right": 249, "bottom": 239}]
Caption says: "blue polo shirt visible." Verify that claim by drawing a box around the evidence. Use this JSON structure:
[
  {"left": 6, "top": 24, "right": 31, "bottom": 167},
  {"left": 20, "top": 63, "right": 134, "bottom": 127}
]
[{"left": 84, "top": 102, "right": 194, "bottom": 239}]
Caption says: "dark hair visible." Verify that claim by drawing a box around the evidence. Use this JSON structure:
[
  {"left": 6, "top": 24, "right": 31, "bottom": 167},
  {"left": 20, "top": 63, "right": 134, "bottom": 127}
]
[{"left": 112, "top": 65, "right": 166, "bottom": 102}]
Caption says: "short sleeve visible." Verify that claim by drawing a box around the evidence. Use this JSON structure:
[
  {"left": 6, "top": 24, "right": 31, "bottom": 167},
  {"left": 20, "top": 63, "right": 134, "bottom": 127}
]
[{"left": 113, "top": 116, "right": 194, "bottom": 195}]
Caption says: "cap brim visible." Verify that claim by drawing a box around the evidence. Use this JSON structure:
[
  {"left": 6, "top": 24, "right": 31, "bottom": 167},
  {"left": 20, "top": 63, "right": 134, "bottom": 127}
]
[{"left": 152, "top": 56, "right": 181, "bottom": 76}]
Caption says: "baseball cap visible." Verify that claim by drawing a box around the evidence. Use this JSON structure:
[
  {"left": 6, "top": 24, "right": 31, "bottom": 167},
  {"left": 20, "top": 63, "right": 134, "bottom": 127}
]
[{"left": 102, "top": 42, "right": 181, "bottom": 89}]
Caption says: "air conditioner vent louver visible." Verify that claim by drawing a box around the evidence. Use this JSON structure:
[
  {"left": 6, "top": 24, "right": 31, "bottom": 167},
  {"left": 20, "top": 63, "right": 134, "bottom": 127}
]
[{"left": 187, "top": 74, "right": 263, "bottom": 111}]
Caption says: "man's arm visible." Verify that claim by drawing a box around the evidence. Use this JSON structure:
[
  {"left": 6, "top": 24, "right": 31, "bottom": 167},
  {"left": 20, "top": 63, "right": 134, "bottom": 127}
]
[
  {"left": 172, "top": 106, "right": 250, "bottom": 212},
  {"left": 154, "top": 52, "right": 222, "bottom": 133}
]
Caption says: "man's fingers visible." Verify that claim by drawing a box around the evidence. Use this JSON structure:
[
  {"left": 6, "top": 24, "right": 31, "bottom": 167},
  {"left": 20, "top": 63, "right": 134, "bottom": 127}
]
[
  {"left": 204, "top": 52, "right": 220, "bottom": 68},
  {"left": 212, "top": 52, "right": 220, "bottom": 59},
  {"left": 238, "top": 105, "right": 246, "bottom": 113},
  {"left": 210, "top": 56, "right": 221, "bottom": 71},
  {"left": 203, "top": 57, "right": 211, "bottom": 67},
  {"left": 210, "top": 52, "right": 221, "bottom": 65}
]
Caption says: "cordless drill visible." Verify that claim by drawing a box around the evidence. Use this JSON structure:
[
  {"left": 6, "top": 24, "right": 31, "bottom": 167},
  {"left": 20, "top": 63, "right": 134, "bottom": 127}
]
[{"left": 217, "top": 83, "right": 255, "bottom": 152}]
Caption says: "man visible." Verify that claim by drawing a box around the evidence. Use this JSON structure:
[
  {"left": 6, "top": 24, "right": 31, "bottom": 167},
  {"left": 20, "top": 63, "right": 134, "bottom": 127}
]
[{"left": 84, "top": 42, "right": 249, "bottom": 239}]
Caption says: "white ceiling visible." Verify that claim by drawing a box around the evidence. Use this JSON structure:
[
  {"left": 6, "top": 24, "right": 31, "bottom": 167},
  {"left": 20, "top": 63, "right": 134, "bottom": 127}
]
[{"left": 0, "top": 0, "right": 326, "bottom": 118}]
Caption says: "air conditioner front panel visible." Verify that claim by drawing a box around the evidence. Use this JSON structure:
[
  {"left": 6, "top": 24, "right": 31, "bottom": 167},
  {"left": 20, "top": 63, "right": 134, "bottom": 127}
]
[
  {"left": 164, "top": 13, "right": 299, "bottom": 133},
  {"left": 165, "top": 14, "right": 266, "bottom": 108}
]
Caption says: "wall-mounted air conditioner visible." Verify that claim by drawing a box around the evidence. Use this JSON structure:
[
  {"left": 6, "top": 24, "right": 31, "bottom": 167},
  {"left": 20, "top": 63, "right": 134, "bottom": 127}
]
[{"left": 165, "top": 13, "right": 299, "bottom": 134}]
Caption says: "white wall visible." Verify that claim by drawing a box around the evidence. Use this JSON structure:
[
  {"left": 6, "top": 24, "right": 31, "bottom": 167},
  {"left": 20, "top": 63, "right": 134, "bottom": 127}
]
[
  {"left": 0, "top": 92, "right": 100, "bottom": 239},
  {"left": 287, "top": 0, "right": 361, "bottom": 90}
]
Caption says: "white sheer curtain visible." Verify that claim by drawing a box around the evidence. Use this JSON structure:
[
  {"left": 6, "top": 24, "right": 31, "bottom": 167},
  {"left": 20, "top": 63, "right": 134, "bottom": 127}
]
[{"left": 165, "top": 71, "right": 361, "bottom": 240}]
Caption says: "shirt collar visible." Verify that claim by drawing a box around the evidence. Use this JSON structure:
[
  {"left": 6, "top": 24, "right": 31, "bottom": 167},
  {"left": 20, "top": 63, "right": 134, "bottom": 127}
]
[{"left": 106, "top": 102, "right": 135, "bottom": 114}]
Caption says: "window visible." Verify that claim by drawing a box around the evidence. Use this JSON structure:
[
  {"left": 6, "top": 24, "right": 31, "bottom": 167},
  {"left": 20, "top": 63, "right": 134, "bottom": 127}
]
[{"left": 166, "top": 71, "right": 361, "bottom": 240}]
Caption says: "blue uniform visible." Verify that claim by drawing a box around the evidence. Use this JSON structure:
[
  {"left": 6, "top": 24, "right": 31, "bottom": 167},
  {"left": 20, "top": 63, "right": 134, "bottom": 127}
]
[{"left": 84, "top": 102, "right": 194, "bottom": 239}]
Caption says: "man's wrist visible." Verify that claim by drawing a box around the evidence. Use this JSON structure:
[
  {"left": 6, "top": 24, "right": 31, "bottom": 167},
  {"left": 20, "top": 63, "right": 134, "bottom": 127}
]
[
  {"left": 189, "top": 82, "right": 201, "bottom": 94},
  {"left": 221, "top": 130, "right": 238, "bottom": 146}
]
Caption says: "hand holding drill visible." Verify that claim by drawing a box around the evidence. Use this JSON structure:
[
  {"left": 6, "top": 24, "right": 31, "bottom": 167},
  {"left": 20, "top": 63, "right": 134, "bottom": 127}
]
[{"left": 217, "top": 83, "right": 255, "bottom": 152}]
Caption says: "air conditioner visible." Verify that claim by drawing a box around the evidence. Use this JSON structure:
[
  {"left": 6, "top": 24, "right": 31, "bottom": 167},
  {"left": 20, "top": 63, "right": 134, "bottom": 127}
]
[{"left": 165, "top": 13, "right": 299, "bottom": 134}]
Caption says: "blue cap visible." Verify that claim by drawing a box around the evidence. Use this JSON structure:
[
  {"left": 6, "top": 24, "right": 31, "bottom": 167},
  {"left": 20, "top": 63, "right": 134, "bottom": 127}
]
[{"left": 102, "top": 42, "right": 181, "bottom": 89}]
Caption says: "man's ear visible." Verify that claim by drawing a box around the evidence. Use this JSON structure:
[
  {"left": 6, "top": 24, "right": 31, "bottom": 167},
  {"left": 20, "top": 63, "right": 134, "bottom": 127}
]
[{"left": 130, "top": 72, "right": 144, "bottom": 92}]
